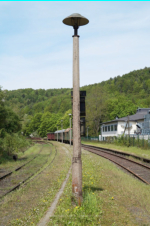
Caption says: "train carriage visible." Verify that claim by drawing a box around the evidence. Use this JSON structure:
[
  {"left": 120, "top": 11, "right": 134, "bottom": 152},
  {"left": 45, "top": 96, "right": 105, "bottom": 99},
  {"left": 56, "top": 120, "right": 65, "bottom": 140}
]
[
  {"left": 47, "top": 128, "right": 73, "bottom": 144},
  {"left": 64, "top": 128, "right": 72, "bottom": 143},
  {"left": 47, "top": 132, "right": 55, "bottom": 140},
  {"left": 54, "top": 129, "right": 65, "bottom": 142}
]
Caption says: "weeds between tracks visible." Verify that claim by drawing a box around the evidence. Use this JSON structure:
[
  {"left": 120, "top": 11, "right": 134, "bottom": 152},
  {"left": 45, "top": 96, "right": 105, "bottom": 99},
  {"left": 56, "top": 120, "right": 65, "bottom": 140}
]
[
  {"left": 0, "top": 144, "right": 42, "bottom": 175},
  {"left": 0, "top": 142, "right": 72, "bottom": 226}
]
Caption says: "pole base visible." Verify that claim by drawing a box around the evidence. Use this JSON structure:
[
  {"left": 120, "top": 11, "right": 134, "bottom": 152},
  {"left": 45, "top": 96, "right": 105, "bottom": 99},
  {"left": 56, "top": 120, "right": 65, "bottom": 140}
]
[{"left": 72, "top": 157, "right": 82, "bottom": 205}]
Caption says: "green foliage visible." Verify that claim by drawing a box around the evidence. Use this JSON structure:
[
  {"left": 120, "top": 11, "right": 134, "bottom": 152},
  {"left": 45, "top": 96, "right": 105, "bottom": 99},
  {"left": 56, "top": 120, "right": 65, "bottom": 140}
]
[
  {"left": 85, "top": 86, "right": 108, "bottom": 136},
  {"left": 57, "top": 109, "right": 72, "bottom": 130},
  {"left": 82, "top": 67, "right": 150, "bottom": 136},
  {"left": 2, "top": 67, "right": 150, "bottom": 137},
  {"left": 22, "top": 109, "right": 72, "bottom": 137},
  {"left": 5, "top": 88, "right": 71, "bottom": 117},
  {"left": 29, "top": 113, "right": 42, "bottom": 133},
  {"left": 0, "top": 88, "right": 29, "bottom": 160},
  {"left": 0, "top": 89, "right": 6, "bottom": 129},
  {"left": 38, "top": 112, "right": 62, "bottom": 137},
  {"left": 105, "top": 96, "right": 137, "bottom": 120},
  {"left": 0, "top": 133, "right": 30, "bottom": 157},
  {"left": 33, "top": 102, "right": 44, "bottom": 114},
  {"left": 4, "top": 107, "right": 21, "bottom": 133},
  {"left": 0, "top": 88, "right": 21, "bottom": 134},
  {"left": 21, "top": 114, "right": 33, "bottom": 136},
  {"left": 113, "top": 135, "right": 150, "bottom": 149}
]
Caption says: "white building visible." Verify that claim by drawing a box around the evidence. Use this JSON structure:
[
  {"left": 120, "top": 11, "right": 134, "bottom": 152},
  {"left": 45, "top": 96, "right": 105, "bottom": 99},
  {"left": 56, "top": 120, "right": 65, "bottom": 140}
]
[{"left": 100, "top": 108, "right": 150, "bottom": 141}]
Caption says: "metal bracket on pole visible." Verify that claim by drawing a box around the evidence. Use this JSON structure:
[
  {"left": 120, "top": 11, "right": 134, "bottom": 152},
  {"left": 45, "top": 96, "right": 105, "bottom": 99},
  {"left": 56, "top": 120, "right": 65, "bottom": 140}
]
[
  {"left": 72, "top": 157, "right": 81, "bottom": 163},
  {"left": 73, "top": 25, "right": 79, "bottom": 36}
]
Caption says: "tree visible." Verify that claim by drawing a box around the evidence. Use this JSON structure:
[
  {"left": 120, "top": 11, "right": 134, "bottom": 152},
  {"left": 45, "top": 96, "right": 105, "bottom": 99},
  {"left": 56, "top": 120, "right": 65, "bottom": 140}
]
[
  {"left": 86, "top": 86, "right": 108, "bottom": 136},
  {"left": 38, "top": 112, "right": 61, "bottom": 137},
  {"left": 33, "top": 102, "right": 44, "bottom": 114},
  {"left": 0, "top": 88, "right": 21, "bottom": 134},
  {"left": 105, "top": 96, "right": 137, "bottom": 120},
  {"left": 22, "top": 114, "right": 32, "bottom": 136},
  {"left": 4, "top": 108, "right": 21, "bottom": 133},
  {"left": 56, "top": 109, "right": 72, "bottom": 130},
  {"left": 1, "top": 133, "right": 30, "bottom": 156},
  {"left": 0, "top": 94, "right": 6, "bottom": 129},
  {"left": 30, "top": 113, "right": 42, "bottom": 131}
]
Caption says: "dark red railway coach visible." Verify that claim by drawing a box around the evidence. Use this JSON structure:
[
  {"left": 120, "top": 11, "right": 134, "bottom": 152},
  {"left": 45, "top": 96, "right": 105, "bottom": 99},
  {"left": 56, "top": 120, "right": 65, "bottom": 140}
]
[{"left": 47, "top": 132, "right": 55, "bottom": 140}]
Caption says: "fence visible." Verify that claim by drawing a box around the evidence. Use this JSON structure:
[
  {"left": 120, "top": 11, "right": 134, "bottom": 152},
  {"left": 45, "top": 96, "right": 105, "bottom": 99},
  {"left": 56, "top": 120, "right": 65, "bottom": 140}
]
[
  {"left": 82, "top": 135, "right": 150, "bottom": 149},
  {"left": 100, "top": 135, "right": 150, "bottom": 149},
  {"left": 114, "top": 135, "right": 150, "bottom": 149},
  {"left": 81, "top": 136, "right": 99, "bottom": 141}
]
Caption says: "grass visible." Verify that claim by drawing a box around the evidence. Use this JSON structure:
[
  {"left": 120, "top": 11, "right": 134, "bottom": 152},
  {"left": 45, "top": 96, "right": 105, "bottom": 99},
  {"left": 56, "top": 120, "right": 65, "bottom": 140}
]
[
  {"left": 0, "top": 144, "right": 41, "bottom": 172},
  {"left": 81, "top": 140, "right": 150, "bottom": 159},
  {"left": 4, "top": 144, "right": 52, "bottom": 189},
  {"left": 49, "top": 159, "right": 103, "bottom": 226},
  {"left": 0, "top": 142, "right": 72, "bottom": 226},
  {"left": 49, "top": 147, "right": 150, "bottom": 226},
  {"left": 1, "top": 142, "right": 150, "bottom": 225}
]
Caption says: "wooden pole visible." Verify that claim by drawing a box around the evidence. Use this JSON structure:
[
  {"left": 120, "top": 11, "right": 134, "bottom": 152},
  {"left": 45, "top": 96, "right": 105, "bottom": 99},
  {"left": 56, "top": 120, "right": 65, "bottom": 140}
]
[{"left": 72, "top": 35, "right": 82, "bottom": 204}]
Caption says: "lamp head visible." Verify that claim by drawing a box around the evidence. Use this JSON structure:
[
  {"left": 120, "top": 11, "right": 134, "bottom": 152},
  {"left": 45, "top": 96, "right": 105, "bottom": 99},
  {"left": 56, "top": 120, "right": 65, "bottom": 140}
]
[
  {"left": 63, "top": 13, "right": 89, "bottom": 36},
  {"left": 63, "top": 13, "right": 89, "bottom": 27}
]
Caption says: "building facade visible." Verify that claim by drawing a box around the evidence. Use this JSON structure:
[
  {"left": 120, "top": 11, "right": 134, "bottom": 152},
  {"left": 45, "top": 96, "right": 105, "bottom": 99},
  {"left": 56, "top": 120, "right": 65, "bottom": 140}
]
[{"left": 100, "top": 108, "right": 150, "bottom": 141}]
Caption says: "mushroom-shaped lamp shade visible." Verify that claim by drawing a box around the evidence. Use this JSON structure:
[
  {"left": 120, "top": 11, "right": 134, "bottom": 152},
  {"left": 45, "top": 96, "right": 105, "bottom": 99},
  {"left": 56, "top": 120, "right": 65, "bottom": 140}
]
[{"left": 63, "top": 13, "right": 89, "bottom": 27}]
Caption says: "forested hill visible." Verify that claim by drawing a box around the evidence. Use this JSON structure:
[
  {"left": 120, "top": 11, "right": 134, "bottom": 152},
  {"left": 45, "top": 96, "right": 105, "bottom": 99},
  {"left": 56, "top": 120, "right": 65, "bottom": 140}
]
[
  {"left": 83, "top": 66, "right": 150, "bottom": 97},
  {"left": 4, "top": 88, "right": 71, "bottom": 116},
  {"left": 3, "top": 67, "right": 150, "bottom": 136},
  {"left": 101, "top": 66, "right": 150, "bottom": 95}
]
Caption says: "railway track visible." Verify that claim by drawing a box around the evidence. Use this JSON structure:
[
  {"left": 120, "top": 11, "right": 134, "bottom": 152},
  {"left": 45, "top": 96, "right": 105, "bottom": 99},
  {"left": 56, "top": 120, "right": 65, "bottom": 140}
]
[
  {"left": 0, "top": 143, "right": 56, "bottom": 199},
  {"left": 0, "top": 144, "right": 44, "bottom": 180},
  {"left": 81, "top": 144, "right": 150, "bottom": 185}
]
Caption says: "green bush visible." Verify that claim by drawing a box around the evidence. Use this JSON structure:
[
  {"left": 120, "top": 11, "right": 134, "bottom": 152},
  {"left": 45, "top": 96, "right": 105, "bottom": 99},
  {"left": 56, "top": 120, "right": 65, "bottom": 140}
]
[
  {"left": 0, "top": 132, "right": 31, "bottom": 156},
  {"left": 113, "top": 135, "right": 150, "bottom": 150}
]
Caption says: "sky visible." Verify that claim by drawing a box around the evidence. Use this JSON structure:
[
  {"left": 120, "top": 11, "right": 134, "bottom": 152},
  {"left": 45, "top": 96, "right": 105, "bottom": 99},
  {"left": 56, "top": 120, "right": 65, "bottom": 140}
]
[{"left": 0, "top": 1, "right": 150, "bottom": 91}]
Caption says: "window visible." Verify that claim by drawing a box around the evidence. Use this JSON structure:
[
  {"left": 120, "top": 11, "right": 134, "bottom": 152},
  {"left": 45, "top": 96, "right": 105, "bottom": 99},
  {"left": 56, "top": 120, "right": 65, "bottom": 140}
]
[
  {"left": 111, "top": 125, "right": 113, "bottom": 131},
  {"left": 105, "top": 126, "right": 107, "bottom": 132},
  {"left": 114, "top": 124, "right": 117, "bottom": 131},
  {"left": 103, "top": 127, "right": 104, "bottom": 132},
  {"left": 108, "top": 126, "right": 110, "bottom": 131}
]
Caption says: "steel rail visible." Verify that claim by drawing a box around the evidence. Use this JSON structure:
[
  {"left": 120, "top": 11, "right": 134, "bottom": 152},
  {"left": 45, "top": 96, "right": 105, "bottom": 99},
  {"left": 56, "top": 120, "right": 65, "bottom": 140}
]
[
  {"left": 0, "top": 145, "right": 44, "bottom": 181},
  {"left": 81, "top": 144, "right": 150, "bottom": 163},
  {"left": 81, "top": 144, "right": 150, "bottom": 185},
  {"left": 24, "top": 143, "right": 58, "bottom": 185},
  {"left": 82, "top": 144, "right": 150, "bottom": 170},
  {"left": 0, "top": 143, "right": 56, "bottom": 199}
]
